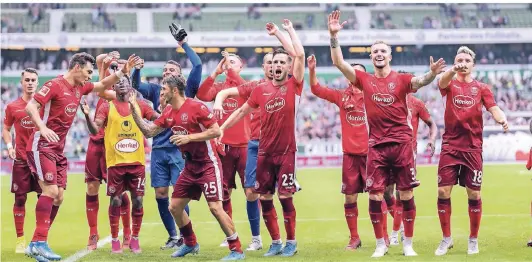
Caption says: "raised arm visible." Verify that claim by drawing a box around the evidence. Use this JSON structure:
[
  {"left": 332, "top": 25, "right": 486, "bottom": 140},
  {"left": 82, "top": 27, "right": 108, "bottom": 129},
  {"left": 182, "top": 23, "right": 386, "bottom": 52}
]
[
  {"left": 93, "top": 54, "right": 142, "bottom": 93},
  {"left": 282, "top": 19, "right": 305, "bottom": 82},
  {"left": 80, "top": 100, "right": 99, "bottom": 135},
  {"left": 182, "top": 42, "right": 202, "bottom": 98},
  {"left": 328, "top": 10, "right": 356, "bottom": 83},
  {"left": 266, "top": 22, "right": 296, "bottom": 57},
  {"left": 411, "top": 56, "right": 446, "bottom": 91},
  {"left": 197, "top": 59, "right": 225, "bottom": 101},
  {"left": 438, "top": 63, "right": 468, "bottom": 90},
  {"left": 131, "top": 60, "right": 156, "bottom": 100},
  {"left": 129, "top": 98, "right": 165, "bottom": 138},
  {"left": 308, "top": 55, "right": 337, "bottom": 103},
  {"left": 220, "top": 102, "right": 254, "bottom": 132}
]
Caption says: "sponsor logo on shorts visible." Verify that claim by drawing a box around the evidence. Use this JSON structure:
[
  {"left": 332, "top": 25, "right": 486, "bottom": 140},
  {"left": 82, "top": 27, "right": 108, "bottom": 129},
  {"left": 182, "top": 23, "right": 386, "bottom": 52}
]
[
  {"left": 171, "top": 126, "right": 189, "bottom": 136},
  {"left": 115, "top": 138, "right": 139, "bottom": 153},
  {"left": 20, "top": 116, "right": 35, "bottom": 129},
  {"left": 265, "top": 97, "right": 285, "bottom": 113},
  {"left": 453, "top": 95, "right": 475, "bottom": 109},
  {"left": 13, "top": 183, "right": 18, "bottom": 191},
  {"left": 222, "top": 98, "right": 239, "bottom": 112},
  {"left": 341, "top": 183, "right": 346, "bottom": 191},
  {"left": 45, "top": 172, "right": 53, "bottom": 181},
  {"left": 65, "top": 103, "right": 78, "bottom": 117},
  {"left": 346, "top": 110, "right": 366, "bottom": 126},
  {"left": 371, "top": 93, "right": 394, "bottom": 106},
  {"left": 108, "top": 186, "right": 116, "bottom": 194},
  {"left": 121, "top": 120, "right": 132, "bottom": 132}
]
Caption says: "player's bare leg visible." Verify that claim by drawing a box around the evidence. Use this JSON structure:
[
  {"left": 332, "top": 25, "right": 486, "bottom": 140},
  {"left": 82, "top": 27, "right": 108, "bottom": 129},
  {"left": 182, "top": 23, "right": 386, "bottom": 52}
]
[
  {"left": 86, "top": 181, "right": 100, "bottom": 250},
  {"left": 109, "top": 195, "right": 123, "bottom": 254},
  {"left": 278, "top": 193, "right": 297, "bottom": 257},
  {"left": 26, "top": 181, "right": 61, "bottom": 261},
  {"left": 466, "top": 187, "right": 481, "bottom": 255},
  {"left": 260, "top": 194, "right": 283, "bottom": 256},
  {"left": 245, "top": 188, "right": 263, "bottom": 251},
  {"left": 344, "top": 193, "right": 361, "bottom": 250},
  {"left": 14, "top": 193, "right": 27, "bottom": 253},
  {"left": 220, "top": 188, "right": 234, "bottom": 247},
  {"left": 435, "top": 185, "right": 454, "bottom": 255},
  {"left": 208, "top": 200, "right": 245, "bottom": 259},
  {"left": 368, "top": 193, "right": 388, "bottom": 258},
  {"left": 399, "top": 190, "right": 417, "bottom": 256}
]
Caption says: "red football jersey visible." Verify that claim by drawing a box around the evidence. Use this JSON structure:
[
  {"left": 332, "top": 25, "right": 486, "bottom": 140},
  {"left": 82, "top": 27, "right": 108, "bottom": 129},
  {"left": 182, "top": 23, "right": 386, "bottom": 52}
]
[
  {"left": 311, "top": 83, "right": 368, "bottom": 155},
  {"left": 4, "top": 98, "right": 36, "bottom": 161},
  {"left": 237, "top": 79, "right": 269, "bottom": 140},
  {"left": 197, "top": 69, "right": 248, "bottom": 147},
  {"left": 247, "top": 77, "right": 303, "bottom": 155},
  {"left": 154, "top": 99, "right": 218, "bottom": 162},
  {"left": 27, "top": 75, "right": 94, "bottom": 153},
  {"left": 353, "top": 70, "right": 414, "bottom": 147},
  {"left": 439, "top": 79, "right": 496, "bottom": 152},
  {"left": 407, "top": 94, "right": 431, "bottom": 149}
]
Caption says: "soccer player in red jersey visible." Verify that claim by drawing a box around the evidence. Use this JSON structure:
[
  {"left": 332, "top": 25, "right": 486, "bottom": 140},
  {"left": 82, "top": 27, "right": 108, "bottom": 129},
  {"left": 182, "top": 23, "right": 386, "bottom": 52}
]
[
  {"left": 308, "top": 54, "right": 369, "bottom": 250},
  {"left": 23, "top": 52, "right": 141, "bottom": 261},
  {"left": 434, "top": 46, "right": 508, "bottom": 256},
  {"left": 218, "top": 19, "right": 305, "bottom": 257},
  {"left": 84, "top": 75, "right": 157, "bottom": 254},
  {"left": 82, "top": 52, "right": 133, "bottom": 250},
  {"left": 328, "top": 10, "right": 445, "bottom": 257},
  {"left": 2, "top": 68, "right": 40, "bottom": 253},
  {"left": 130, "top": 75, "right": 245, "bottom": 260}
]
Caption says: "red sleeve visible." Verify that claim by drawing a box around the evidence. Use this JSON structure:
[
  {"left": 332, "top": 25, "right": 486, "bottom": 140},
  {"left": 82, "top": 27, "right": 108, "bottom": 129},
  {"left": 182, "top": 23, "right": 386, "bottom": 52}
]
[
  {"left": 417, "top": 99, "right": 431, "bottom": 122},
  {"left": 237, "top": 80, "right": 257, "bottom": 99},
  {"left": 154, "top": 106, "right": 172, "bottom": 128},
  {"left": 3, "top": 104, "right": 14, "bottom": 127},
  {"left": 82, "top": 82, "right": 95, "bottom": 95},
  {"left": 353, "top": 70, "right": 369, "bottom": 90},
  {"left": 33, "top": 81, "right": 58, "bottom": 106},
  {"left": 196, "top": 76, "right": 220, "bottom": 102},
  {"left": 310, "top": 83, "right": 341, "bottom": 105},
  {"left": 95, "top": 101, "right": 109, "bottom": 122},
  {"left": 195, "top": 103, "right": 217, "bottom": 128},
  {"left": 481, "top": 84, "right": 497, "bottom": 110},
  {"left": 247, "top": 87, "right": 260, "bottom": 109},
  {"left": 400, "top": 73, "right": 414, "bottom": 94},
  {"left": 139, "top": 100, "right": 157, "bottom": 120},
  {"left": 438, "top": 79, "right": 449, "bottom": 96},
  {"left": 290, "top": 77, "right": 304, "bottom": 96}
]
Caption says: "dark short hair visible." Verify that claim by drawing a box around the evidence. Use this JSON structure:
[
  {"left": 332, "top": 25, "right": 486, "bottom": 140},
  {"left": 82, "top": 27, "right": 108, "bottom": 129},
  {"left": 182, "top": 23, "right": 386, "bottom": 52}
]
[
  {"left": 21, "top": 67, "right": 38, "bottom": 77},
  {"left": 162, "top": 75, "right": 186, "bottom": 95},
  {"left": 166, "top": 60, "right": 182, "bottom": 71},
  {"left": 68, "top": 52, "right": 96, "bottom": 70},
  {"left": 350, "top": 63, "right": 366, "bottom": 72},
  {"left": 272, "top": 48, "right": 292, "bottom": 63},
  {"left": 398, "top": 70, "right": 414, "bottom": 75}
]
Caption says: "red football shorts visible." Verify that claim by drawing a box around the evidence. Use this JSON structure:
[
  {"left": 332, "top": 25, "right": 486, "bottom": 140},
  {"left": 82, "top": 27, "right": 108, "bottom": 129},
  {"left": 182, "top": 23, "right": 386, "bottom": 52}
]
[
  {"left": 341, "top": 153, "right": 367, "bottom": 195},
  {"left": 11, "top": 160, "right": 42, "bottom": 194},
  {"left": 27, "top": 151, "right": 68, "bottom": 189},
  {"left": 172, "top": 160, "right": 224, "bottom": 202},
  {"left": 220, "top": 145, "right": 247, "bottom": 199},
  {"left": 255, "top": 152, "right": 298, "bottom": 195},
  {"left": 437, "top": 147, "right": 483, "bottom": 191},
  {"left": 85, "top": 140, "right": 107, "bottom": 183},
  {"left": 106, "top": 165, "right": 146, "bottom": 197}
]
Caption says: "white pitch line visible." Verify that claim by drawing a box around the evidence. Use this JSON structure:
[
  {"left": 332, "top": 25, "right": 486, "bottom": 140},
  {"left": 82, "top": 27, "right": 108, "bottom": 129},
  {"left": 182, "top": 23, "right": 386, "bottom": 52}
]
[
  {"left": 63, "top": 230, "right": 123, "bottom": 262},
  {"left": 142, "top": 213, "right": 530, "bottom": 225}
]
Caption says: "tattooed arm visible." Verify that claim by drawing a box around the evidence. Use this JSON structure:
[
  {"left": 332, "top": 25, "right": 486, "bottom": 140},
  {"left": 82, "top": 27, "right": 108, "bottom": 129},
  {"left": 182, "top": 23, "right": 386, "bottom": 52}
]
[
  {"left": 411, "top": 56, "right": 446, "bottom": 91},
  {"left": 130, "top": 101, "right": 165, "bottom": 138}
]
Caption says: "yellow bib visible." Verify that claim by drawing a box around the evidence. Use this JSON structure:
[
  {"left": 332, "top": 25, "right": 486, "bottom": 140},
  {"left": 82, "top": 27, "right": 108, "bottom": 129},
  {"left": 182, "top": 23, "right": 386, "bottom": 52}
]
[{"left": 104, "top": 101, "right": 145, "bottom": 168}]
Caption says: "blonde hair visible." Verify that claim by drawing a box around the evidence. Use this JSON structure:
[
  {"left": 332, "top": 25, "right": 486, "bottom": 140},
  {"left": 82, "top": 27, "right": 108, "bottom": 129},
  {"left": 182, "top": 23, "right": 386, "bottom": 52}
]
[
  {"left": 371, "top": 40, "right": 392, "bottom": 52},
  {"left": 457, "top": 46, "right": 476, "bottom": 61}
]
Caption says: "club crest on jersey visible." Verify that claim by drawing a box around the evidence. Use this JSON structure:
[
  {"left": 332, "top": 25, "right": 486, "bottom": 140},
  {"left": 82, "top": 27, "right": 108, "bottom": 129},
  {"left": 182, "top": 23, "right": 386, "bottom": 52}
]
[
  {"left": 470, "top": 86, "right": 479, "bottom": 96},
  {"left": 265, "top": 97, "right": 285, "bottom": 113},
  {"left": 171, "top": 126, "right": 189, "bottom": 136},
  {"left": 222, "top": 98, "right": 239, "bottom": 112},
  {"left": 371, "top": 93, "right": 394, "bottom": 106},
  {"left": 121, "top": 120, "right": 132, "bottom": 132},
  {"left": 453, "top": 95, "right": 475, "bottom": 109},
  {"left": 115, "top": 138, "right": 139, "bottom": 153},
  {"left": 39, "top": 86, "right": 50, "bottom": 96},
  {"left": 346, "top": 110, "right": 366, "bottom": 126},
  {"left": 108, "top": 186, "right": 116, "bottom": 194},
  {"left": 65, "top": 103, "right": 77, "bottom": 116},
  {"left": 366, "top": 177, "right": 373, "bottom": 188},
  {"left": 280, "top": 85, "right": 287, "bottom": 94},
  {"left": 75, "top": 89, "right": 80, "bottom": 98},
  {"left": 20, "top": 116, "right": 35, "bottom": 129},
  {"left": 45, "top": 172, "right": 53, "bottom": 181},
  {"left": 388, "top": 82, "right": 396, "bottom": 91},
  {"left": 181, "top": 113, "right": 188, "bottom": 122}
]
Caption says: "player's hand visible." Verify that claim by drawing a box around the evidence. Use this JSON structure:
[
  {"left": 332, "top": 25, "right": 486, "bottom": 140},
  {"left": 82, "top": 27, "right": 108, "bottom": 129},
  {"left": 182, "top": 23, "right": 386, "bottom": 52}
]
[
  {"left": 170, "top": 134, "right": 191, "bottom": 146},
  {"left": 452, "top": 62, "right": 468, "bottom": 73},
  {"left": 128, "top": 92, "right": 138, "bottom": 108},
  {"left": 80, "top": 99, "right": 90, "bottom": 115},
  {"left": 40, "top": 126, "right": 60, "bottom": 143},
  {"left": 213, "top": 99, "right": 224, "bottom": 120},
  {"left": 123, "top": 54, "right": 142, "bottom": 74},
  {"left": 8, "top": 148, "right": 16, "bottom": 160},
  {"left": 328, "top": 10, "right": 347, "bottom": 36},
  {"left": 134, "top": 58, "right": 145, "bottom": 70},
  {"left": 169, "top": 23, "right": 188, "bottom": 45},
  {"left": 307, "top": 55, "right": 317, "bottom": 70},
  {"left": 215, "top": 58, "right": 226, "bottom": 75},
  {"left": 265, "top": 22, "right": 279, "bottom": 35},
  {"left": 429, "top": 56, "right": 446, "bottom": 75},
  {"left": 281, "top": 19, "right": 293, "bottom": 31},
  {"left": 498, "top": 118, "right": 509, "bottom": 133},
  {"left": 103, "top": 56, "right": 113, "bottom": 69},
  {"left": 426, "top": 140, "right": 436, "bottom": 157}
]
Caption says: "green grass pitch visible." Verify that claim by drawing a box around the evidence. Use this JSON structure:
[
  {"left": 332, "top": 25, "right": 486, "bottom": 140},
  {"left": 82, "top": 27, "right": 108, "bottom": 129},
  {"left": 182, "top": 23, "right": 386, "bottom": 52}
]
[{"left": 1, "top": 164, "right": 531, "bottom": 261}]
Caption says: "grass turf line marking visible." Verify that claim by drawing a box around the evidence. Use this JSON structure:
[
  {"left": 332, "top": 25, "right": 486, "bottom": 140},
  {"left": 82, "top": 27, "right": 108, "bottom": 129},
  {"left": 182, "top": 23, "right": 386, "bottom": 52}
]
[{"left": 63, "top": 230, "right": 123, "bottom": 262}]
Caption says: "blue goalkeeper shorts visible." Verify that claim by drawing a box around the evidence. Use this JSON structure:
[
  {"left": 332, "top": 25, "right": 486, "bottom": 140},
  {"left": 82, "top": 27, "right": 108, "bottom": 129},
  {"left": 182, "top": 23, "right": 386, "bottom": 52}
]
[{"left": 150, "top": 147, "right": 185, "bottom": 188}]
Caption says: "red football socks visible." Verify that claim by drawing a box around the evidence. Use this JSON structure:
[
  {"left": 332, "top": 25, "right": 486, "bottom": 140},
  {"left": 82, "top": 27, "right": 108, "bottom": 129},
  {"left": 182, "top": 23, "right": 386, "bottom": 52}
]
[
  {"left": 280, "top": 198, "right": 296, "bottom": 241},
  {"left": 109, "top": 205, "right": 121, "bottom": 239},
  {"left": 32, "top": 196, "right": 53, "bottom": 242},
  {"left": 369, "top": 199, "right": 384, "bottom": 239},
  {"left": 227, "top": 233, "right": 243, "bottom": 253},
  {"left": 468, "top": 199, "right": 482, "bottom": 238},
  {"left": 344, "top": 203, "right": 359, "bottom": 239},
  {"left": 392, "top": 199, "right": 403, "bottom": 231},
  {"left": 132, "top": 207, "right": 144, "bottom": 237},
  {"left": 180, "top": 221, "right": 197, "bottom": 246},
  {"left": 86, "top": 194, "right": 99, "bottom": 235},
  {"left": 121, "top": 193, "right": 131, "bottom": 235},
  {"left": 14, "top": 194, "right": 27, "bottom": 238},
  {"left": 260, "top": 199, "right": 281, "bottom": 241},
  {"left": 437, "top": 198, "right": 452, "bottom": 238},
  {"left": 386, "top": 196, "right": 396, "bottom": 218},
  {"left": 402, "top": 197, "right": 416, "bottom": 238}
]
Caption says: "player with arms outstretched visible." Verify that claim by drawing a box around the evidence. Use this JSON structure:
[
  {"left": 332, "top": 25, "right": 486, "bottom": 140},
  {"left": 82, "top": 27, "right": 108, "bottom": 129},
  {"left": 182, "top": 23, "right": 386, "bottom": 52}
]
[
  {"left": 434, "top": 46, "right": 508, "bottom": 256},
  {"left": 131, "top": 76, "right": 245, "bottom": 260},
  {"left": 328, "top": 10, "right": 445, "bottom": 257},
  {"left": 23, "top": 52, "right": 140, "bottom": 261},
  {"left": 219, "top": 18, "right": 305, "bottom": 257},
  {"left": 2, "top": 68, "right": 40, "bottom": 253},
  {"left": 131, "top": 23, "right": 202, "bottom": 249},
  {"left": 308, "top": 55, "right": 369, "bottom": 250}
]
